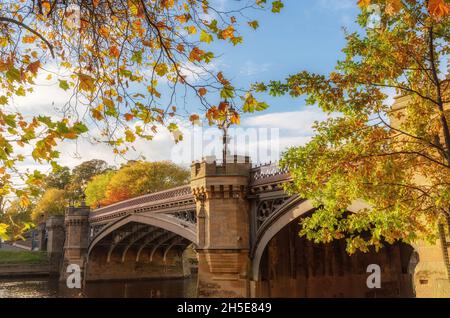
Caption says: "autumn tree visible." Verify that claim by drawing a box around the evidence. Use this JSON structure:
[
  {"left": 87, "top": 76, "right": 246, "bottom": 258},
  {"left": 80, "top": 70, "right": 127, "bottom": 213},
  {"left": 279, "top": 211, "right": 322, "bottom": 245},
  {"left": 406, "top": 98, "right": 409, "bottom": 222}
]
[
  {"left": 256, "top": 0, "right": 450, "bottom": 259},
  {"left": 31, "top": 188, "right": 67, "bottom": 222},
  {"left": 0, "top": 199, "right": 33, "bottom": 240},
  {"left": 44, "top": 165, "right": 71, "bottom": 190},
  {"left": 84, "top": 170, "right": 115, "bottom": 208},
  {"left": 89, "top": 161, "right": 189, "bottom": 207}
]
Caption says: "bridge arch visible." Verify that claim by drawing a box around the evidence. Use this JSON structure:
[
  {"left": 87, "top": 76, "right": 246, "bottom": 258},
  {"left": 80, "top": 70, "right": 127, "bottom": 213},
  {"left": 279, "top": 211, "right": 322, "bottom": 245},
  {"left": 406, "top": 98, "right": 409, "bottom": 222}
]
[
  {"left": 88, "top": 213, "right": 197, "bottom": 257},
  {"left": 251, "top": 197, "right": 417, "bottom": 297}
]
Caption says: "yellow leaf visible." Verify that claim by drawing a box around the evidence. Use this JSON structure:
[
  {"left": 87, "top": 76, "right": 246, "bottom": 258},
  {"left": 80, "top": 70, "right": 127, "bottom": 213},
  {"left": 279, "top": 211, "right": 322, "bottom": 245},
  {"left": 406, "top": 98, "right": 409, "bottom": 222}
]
[
  {"left": 187, "top": 25, "right": 197, "bottom": 34},
  {"left": 78, "top": 73, "right": 96, "bottom": 92},
  {"left": 155, "top": 63, "right": 168, "bottom": 76},
  {"left": 175, "top": 14, "right": 189, "bottom": 23},
  {"left": 125, "top": 129, "right": 136, "bottom": 142},
  {"left": 19, "top": 195, "right": 30, "bottom": 208},
  {"left": 22, "top": 35, "right": 37, "bottom": 44},
  {"left": 103, "top": 98, "right": 115, "bottom": 109},
  {"left": 63, "top": 132, "right": 78, "bottom": 139}
]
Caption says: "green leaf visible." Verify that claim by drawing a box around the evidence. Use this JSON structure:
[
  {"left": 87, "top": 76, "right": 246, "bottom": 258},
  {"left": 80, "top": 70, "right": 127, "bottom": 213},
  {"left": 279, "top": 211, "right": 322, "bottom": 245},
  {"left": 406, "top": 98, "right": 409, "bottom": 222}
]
[
  {"left": 16, "top": 86, "right": 26, "bottom": 96},
  {"left": 220, "top": 86, "right": 235, "bottom": 99},
  {"left": 0, "top": 95, "right": 8, "bottom": 105},
  {"left": 4, "top": 114, "right": 16, "bottom": 128},
  {"left": 200, "top": 30, "right": 213, "bottom": 43},
  {"left": 72, "top": 122, "right": 89, "bottom": 134},
  {"left": 59, "top": 80, "right": 70, "bottom": 91},
  {"left": 6, "top": 67, "right": 21, "bottom": 82},
  {"left": 131, "top": 50, "right": 143, "bottom": 64},
  {"left": 271, "top": 0, "right": 284, "bottom": 13}
]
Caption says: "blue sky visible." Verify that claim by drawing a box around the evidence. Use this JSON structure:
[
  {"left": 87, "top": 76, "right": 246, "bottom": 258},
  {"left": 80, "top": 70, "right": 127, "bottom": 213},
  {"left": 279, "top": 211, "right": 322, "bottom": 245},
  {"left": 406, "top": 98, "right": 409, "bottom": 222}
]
[
  {"left": 12, "top": 0, "right": 364, "bottom": 174},
  {"left": 211, "top": 0, "right": 360, "bottom": 114}
]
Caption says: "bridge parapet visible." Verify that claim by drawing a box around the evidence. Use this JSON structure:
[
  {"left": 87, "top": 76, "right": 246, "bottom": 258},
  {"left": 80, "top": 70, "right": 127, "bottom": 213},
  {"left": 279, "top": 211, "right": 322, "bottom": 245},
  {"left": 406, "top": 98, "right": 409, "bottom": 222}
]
[
  {"left": 250, "top": 163, "right": 290, "bottom": 188},
  {"left": 90, "top": 185, "right": 195, "bottom": 224}
]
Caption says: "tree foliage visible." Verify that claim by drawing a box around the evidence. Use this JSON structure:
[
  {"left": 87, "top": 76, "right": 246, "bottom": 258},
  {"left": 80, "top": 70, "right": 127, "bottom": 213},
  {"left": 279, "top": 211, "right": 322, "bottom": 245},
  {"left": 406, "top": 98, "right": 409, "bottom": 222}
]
[
  {"left": 0, "top": 199, "right": 33, "bottom": 240},
  {"left": 84, "top": 170, "right": 114, "bottom": 208},
  {"left": 31, "top": 188, "right": 67, "bottom": 222},
  {"left": 256, "top": 0, "right": 450, "bottom": 253},
  {"left": 44, "top": 166, "right": 71, "bottom": 190},
  {"left": 85, "top": 161, "right": 189, "bottom": 207},
  {"left": 0, "top": 0, "right": 282, "bottom": 209}
]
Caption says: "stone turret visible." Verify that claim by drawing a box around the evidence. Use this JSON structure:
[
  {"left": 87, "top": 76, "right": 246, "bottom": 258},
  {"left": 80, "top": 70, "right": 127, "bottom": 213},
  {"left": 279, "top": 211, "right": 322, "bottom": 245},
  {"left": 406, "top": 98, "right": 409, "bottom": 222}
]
[{"left": 191, "top": 155, "right": 252, "bottom": 297}]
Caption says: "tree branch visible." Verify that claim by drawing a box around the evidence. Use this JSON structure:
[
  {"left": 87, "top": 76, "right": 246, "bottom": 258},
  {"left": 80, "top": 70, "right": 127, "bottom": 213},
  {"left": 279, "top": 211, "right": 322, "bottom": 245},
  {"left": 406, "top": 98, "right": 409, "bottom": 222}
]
[{"left": 0, "top": 16, "right": 55, "bottom": 58}]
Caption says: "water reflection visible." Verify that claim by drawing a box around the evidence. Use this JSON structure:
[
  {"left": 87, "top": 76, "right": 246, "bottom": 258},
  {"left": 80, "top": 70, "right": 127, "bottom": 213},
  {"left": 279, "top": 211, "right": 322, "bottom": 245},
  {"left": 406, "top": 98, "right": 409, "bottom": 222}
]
[{"left": 0, "top": 276, "right": 197, "bottom": 298}]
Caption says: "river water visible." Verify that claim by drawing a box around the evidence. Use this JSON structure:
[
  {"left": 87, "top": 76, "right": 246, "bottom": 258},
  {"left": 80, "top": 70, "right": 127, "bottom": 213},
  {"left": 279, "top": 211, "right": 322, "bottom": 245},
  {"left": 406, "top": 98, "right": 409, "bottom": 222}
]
[{"left": 0, "top": 276, "right": 198, "bottom": 298}]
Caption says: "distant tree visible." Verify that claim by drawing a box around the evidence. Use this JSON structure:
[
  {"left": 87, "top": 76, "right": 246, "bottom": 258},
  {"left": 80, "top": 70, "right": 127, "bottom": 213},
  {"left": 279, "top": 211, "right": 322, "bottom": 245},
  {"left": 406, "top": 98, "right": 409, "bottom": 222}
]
[
  {"left": 31, "top": 188, "right": 67, "bottom": 222},
  {"left": 45, "top": 166, "right": 71, "bottom": 190},
  {"left": 85, "top": 171, "right": 115, "bottom": 208},
  {"left": 100, "top": 161, "right": 189, "bottom": 206},
  {"left": 67, "top": 159, "right": 111, "bottom": 201},
  {"left": 0, "top": 199, "right": 34, "bottom": 240}
]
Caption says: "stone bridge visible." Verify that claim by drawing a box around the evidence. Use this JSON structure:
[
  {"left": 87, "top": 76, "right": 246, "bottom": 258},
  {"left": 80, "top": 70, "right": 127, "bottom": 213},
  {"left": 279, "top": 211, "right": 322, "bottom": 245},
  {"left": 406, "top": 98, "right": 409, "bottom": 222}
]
[{"left": 51, "top": 155, "right": 448, "bottom": 297}]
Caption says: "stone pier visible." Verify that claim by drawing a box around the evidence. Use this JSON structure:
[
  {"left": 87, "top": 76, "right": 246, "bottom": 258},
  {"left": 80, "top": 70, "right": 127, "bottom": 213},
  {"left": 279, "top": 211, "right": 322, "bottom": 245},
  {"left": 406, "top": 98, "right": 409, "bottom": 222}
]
[{"left": 60, "top": 205, "right": 90, "bottom": 283}]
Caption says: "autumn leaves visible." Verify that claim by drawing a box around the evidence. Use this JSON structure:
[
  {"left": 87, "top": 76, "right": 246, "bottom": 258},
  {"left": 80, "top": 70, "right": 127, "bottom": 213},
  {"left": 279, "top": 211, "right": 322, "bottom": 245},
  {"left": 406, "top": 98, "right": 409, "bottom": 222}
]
[{"left": 357, "top": 0, "right": 449, "bottom": 19}]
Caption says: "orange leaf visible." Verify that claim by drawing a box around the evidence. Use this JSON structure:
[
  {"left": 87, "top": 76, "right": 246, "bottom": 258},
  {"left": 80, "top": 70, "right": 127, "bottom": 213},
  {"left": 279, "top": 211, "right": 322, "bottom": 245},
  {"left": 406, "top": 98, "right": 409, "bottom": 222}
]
[
  {"left": 385, "top": 0, "right": 402, "bottom": 15},
  {"left": 198, "top": 87, "right": 207, "bottom": 96},
  {"left": 124, "top": 113, "right": 134, "bottom": 121},
  {"left": 22, "top": 35, "right": 37, "bottom": 44},
  {"left": 189, "top": 47, "right": 205, "bottom": 62},
  {"left": 220, "top": 25, "right": 235, "bottom": 39},
  {"left": 230, "top": 112, "right": 240, "bottom": 125},
  {"left": 357, "top": 0, "right": 371, "bottom": 8},
  {"left": 26, "top": 60, "right": 41, "bottom": 75},
  {"left": 189, "top": 114, "right": 201, "bottom": 125},
  {"left": 109, "top": 45, "right": 120, "bottom": 58},
  {"left": 428, "top": 0, "right": 450, "bottom": 18}
]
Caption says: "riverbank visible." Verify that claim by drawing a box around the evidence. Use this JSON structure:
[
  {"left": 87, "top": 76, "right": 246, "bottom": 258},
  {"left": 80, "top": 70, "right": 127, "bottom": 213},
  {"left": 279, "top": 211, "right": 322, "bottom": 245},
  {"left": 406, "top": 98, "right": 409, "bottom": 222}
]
[{"left": 0, "top": 250, "right": 53, "bottom": 278}]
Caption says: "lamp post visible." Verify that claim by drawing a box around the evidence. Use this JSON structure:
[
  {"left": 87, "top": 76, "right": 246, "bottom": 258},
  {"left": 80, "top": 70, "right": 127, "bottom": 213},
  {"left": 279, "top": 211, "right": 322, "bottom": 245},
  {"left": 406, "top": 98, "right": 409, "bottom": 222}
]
[{"left": 217, "top": 100, "right": 234, "bottom": 166}]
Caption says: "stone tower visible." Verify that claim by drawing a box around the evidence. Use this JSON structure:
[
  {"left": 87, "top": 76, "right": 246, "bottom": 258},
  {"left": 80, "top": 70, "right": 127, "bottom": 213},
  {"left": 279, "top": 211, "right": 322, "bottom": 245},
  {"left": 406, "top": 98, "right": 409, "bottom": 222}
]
[
  {"left": 191, "top": 155, "right": 251, "bottom": 297},
  {"left": 60, "top": 205, "right": 90, "bottom": 283}
]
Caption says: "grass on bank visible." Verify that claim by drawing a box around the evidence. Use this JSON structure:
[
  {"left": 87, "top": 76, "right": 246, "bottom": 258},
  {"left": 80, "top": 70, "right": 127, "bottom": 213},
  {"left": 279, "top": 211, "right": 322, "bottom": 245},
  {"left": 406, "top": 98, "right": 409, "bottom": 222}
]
[{"left": 0, "top": 250, "right": 48, "bottom": 265}]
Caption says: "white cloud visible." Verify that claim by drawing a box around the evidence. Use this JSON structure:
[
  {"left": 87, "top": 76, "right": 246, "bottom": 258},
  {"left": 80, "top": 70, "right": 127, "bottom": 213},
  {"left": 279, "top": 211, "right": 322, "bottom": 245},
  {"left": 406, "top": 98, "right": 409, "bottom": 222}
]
[
  {"left": 242, "top": 109, "right": 328, "bottom": 135},
  {"left": 239, "top": 60, "right": 271, "bottom": 77}
]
